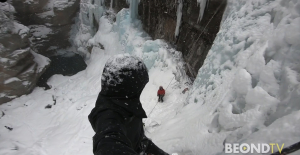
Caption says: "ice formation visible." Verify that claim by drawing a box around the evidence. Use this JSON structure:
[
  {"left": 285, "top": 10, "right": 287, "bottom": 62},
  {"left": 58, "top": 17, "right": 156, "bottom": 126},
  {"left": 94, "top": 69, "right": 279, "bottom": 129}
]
[
  {"left": 175, "top": 0, "right": 183, "bottom": 37},
  {"left": 72, "top": 0, "right": 106, "bottom": 57},
  {"left": 197, "top": 0, "right": 208, "bottom": 22},
  {"left": 188, "top": 0, "right": 300, "bottom": 153},
  {"left": 127, "top": 0, "right": 140, "bottom": 20},
  {"left": 0, "top": 0, "right": 299, "bottom": 155}
]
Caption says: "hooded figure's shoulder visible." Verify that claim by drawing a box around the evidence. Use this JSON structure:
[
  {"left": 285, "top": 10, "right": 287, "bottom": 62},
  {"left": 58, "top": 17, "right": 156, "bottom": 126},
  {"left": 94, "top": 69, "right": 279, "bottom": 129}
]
[
  {"left": 94, "top": 94, "right": 147, "bottom": 118},
  {"left": 92, "top": 95, "right": 132, "bottom": 117}
]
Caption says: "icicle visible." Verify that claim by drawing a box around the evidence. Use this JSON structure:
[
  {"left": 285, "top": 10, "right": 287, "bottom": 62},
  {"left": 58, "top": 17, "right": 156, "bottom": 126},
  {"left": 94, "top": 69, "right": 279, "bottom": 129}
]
[
  {"left": 127, "top": 0, "right": 140, "bottom": 20},
  {"left": 88, "top": 5, "right": 94, "bottom": 29},
  {"left": 197, "top": 0, "right": 208, "bottom": 22},
  {"left": 175, "top": 0, "right": 183, "bottom": 37},
  {"left": 110, "top": 0, "right": 113, "bottom": 10}
]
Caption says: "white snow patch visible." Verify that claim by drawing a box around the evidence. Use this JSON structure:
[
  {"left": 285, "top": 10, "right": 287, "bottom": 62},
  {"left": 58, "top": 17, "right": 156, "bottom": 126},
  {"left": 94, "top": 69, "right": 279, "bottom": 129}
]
[
  {"left": 31, "top": 51, "right": 50, "bottom": 73},
  {"left": 29, "top": 25, "right": 52, "bottom": 39},
  {"left": 4, "top": 77, "right": 21, "bottom": 84}
]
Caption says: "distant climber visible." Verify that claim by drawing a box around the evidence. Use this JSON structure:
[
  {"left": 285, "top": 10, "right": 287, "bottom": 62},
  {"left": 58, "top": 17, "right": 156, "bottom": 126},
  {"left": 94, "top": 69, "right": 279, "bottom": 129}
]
[
  {"left": 157, "top": 86, "right": 165, "bottom": 102},
  {"left": 88, "top": 54, "right": 169, "bottom": 155}
]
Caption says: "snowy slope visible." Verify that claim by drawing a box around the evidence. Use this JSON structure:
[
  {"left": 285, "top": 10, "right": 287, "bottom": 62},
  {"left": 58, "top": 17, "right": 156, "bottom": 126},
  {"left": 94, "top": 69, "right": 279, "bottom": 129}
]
[
  {"left": 0, "top": 7, "right": 190, "bottom": 155},
  {"left": 1, "top": 0, "right": 300, "bottom": 155},
  {"left": 155, "top": 0, "right": 300, "bottom": 154}
]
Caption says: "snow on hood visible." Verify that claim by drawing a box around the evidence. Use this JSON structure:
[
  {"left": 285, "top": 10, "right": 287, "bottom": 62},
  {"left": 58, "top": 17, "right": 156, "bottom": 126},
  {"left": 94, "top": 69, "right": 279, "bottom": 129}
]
[{"left": 100, "top": 54, "right": 149, "bottom": 98}]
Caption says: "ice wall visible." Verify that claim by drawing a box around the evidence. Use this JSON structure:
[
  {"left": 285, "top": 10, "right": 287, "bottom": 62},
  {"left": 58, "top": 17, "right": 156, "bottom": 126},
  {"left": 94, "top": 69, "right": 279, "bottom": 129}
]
[
  {"left": 112, "top": 8, "right": 189, "bottom": 83},
  {"left": 126, "top": 0, "right": 140, "bottom": 20},
  {"left": 72, "top": 0, "right": 106, "bottom": 57},
  {"left": 189, "top": 0, "right": 300, "bottom": 150}
]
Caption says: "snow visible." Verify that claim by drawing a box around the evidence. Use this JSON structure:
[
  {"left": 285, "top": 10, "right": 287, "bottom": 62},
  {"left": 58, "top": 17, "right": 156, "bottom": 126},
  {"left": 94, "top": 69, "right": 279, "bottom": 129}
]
[
  {"left": 39, "top": 0, "right": 55, "bottom": 18},
  {"left": 0, "top": 3, "right": 29, "bottom": 38},
  {"left": 1, "top": 0, "right": 300, "bottom": 155},
  {"left": 29, "top": 25, "right": 52, "bottom": 39},
  {"left": 101, "top": 54, "right": 147, "bottom": 86},
  {"left": 103, "top": 54, "right": 145, "bottom": 72},
  {"left": 0, "top": 2, "right": 15, "bottom": 14},
  {"left": 0, "top": 3, "right": 28, "bottom": 38},
  {"left": 0, "top": 5, "right": 190, "bottom": 155},
  {"left": 30, "top": 51, "right": 51, "bottom": 73},
  {"left": 53, "top": 0, "right": 77, "bottom": 11},
  {"left": 232, "top": 69, "right": 252, "bottom": 96},
  {"left": 4, "top": 77, "right": 21, "bottom": 85},
  {"left": 12, "top": 22, "right": 30, "bottom": 38},
  {"left": 9, "top": 48, "right": 30, "bottom": 59},
  {"left": 71, "top": 0, "right": 107, "bottom": 57},
  {"left": 187, "top": 0, "right": 300, "bottom": 154},
  {"left": 38, "top": 0, "right": 78, "bottom": 18}
]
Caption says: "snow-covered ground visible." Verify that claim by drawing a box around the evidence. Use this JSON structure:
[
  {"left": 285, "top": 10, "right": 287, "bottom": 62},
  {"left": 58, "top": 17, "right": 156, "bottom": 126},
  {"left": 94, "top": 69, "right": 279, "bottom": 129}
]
[
  {"left": 0, "top": 6, "right": 190, "bottom": 155},
  {"left": 1, "top": 0, "right": 300, "bottom": 155}
]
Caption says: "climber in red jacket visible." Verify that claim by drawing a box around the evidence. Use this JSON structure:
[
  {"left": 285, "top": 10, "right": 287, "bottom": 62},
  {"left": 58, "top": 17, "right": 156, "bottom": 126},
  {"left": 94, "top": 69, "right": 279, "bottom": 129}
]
[{"left": 157, "top": 86, "right": 165, "bottom": 102}]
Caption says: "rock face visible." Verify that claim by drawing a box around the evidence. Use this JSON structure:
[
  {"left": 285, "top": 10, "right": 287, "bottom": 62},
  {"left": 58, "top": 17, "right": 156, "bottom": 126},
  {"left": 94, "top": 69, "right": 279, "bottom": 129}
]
[
  {"left": 11, "top": 0, "right": 80, "bottom": 57},
  {"left": 106, "top": 0, "right": 226, "bottom": 79},
  {"left": 37, "top": 53, "right": 87, "bottom": 89},
  {"left": 0, "top": 0, "right": 83, "bottom": 104},
  {"left": 0, "top": 3, "right": 50, "bottom": 104},
  {"left": 138, "top": 0, "right": 227, "bottom": 79}
]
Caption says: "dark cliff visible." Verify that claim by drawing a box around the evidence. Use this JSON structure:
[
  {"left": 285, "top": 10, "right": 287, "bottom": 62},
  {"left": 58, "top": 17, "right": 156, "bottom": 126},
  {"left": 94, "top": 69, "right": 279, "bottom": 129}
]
[
  {"left": 0, "top": 0, "right": 80, "bottom": 104},
  {"left": 138, "top": 0, "right": 227, "bottom": 79},
  {"left": 11, "top": 0, "right": 80, "bottom": 57},
  {"left": 109, "top": 0, "right": 226, "bottom": 79}
]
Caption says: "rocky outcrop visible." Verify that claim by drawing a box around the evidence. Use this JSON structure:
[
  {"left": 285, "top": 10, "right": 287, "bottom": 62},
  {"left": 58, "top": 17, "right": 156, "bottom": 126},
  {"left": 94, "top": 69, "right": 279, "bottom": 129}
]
[
  {"left": 138, "top": 0, "right": 227, "bottom": 79},
  {"left": 11, "top": 0, "right": 80, "bottom": 57},
  {"left": 0, "top": 3, "right": 49, "bottom": 104},
  {"left": 0, "top": 0, "right": 84, "bottom": 104}
]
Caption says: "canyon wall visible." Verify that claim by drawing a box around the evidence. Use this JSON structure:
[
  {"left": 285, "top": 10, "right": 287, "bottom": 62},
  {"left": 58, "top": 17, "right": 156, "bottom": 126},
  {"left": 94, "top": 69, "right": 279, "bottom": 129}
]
[
  {"left": 108, "top": 0, "right": 226, "bottom": 79},
  {"left": 0, "top": 0, "right": 80, "bottom": 104}
]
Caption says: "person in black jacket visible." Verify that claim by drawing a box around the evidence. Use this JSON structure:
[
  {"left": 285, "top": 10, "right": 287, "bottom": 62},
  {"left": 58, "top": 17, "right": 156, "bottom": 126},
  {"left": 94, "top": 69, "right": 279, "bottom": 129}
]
[{"left": 88, "top": 54, "right": 169, "bottom": 155}]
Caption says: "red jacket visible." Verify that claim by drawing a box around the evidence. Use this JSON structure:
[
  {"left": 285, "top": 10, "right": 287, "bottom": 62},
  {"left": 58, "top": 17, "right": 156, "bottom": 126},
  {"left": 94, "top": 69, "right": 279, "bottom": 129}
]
[{"left": 157, "top": 89, "right": 165, "bottom": 96}]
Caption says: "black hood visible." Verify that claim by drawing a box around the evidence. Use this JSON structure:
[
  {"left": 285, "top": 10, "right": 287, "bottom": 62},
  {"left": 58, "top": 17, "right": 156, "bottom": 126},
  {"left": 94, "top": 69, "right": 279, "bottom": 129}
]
[
  {"left": 97, "top": 54, "right": 148, "bottom": 118},
  {"left": 100, "top": 54, "right": 149, "bottom": 98}
]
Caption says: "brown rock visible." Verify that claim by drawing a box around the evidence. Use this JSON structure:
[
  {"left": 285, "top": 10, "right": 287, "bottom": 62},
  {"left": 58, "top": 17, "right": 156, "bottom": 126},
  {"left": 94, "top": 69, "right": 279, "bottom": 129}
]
[
  {"left": 11, "top": 0, "right": 80, "bottom": 56},
  {"left": 0, "top": 8, "right": 49, "bottom": 104}
]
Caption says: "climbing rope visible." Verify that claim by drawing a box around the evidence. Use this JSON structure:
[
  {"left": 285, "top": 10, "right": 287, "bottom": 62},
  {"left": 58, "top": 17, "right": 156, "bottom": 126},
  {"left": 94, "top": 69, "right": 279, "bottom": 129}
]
[
  {"left": 196, "top": 0, "right": 226, "bottom": 41},
  {"left": 148, "top": 76, "right": 175, "bottom": 117},
  {"left": 165, "top": 76, "right": 175, "bottom": 91}
]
